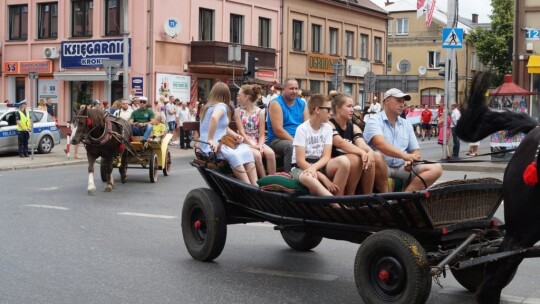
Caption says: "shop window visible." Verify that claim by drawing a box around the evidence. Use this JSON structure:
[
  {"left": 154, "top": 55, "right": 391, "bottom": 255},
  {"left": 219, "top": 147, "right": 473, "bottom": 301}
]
[
  {"left": 396, "top": 18, "right": 408, "bottom": 35},
  {"left": 292, "top": 20, "right": 303, "bottom": 51},
  {"left": 428, "top": 51, "right": 441, "bottom": 68},
  {"left": 344, "top": 83, "right": 353, "bottom": 96},
  {"left": 374, "top": 37, "right": 382, "bottom": 62},
  {"left": 199, "top": 8, "right": 214, "bottom": 41},
  {"left": 71, "top": 81, "right": 94, "bottom": 118},
  {"left": 230, "top": 14, "right": 244, "bottom": 44},
  {"left": 72, "top": 0, "right": 93, "bottom": 37},
  {"left": 345, "top": 31, "right": 354, "bottom": 58},
  {"left": 259, "top": 18, "right": 271, "bottom": 48},
  {"left": 387, "top": 52, "right": 392, "bottom": 71},
  {"left": 329, "top": 28, "right": 338, "bottom": 55},
  {"left": 9, "top": 5, "right": 28, "bottom": 40},
  {"left": 38, "top": 2, "right": 58, "bottom": 39},
  {"left": 16, "top": 78, "right": 26, "bottom": 104},
  {"left": 312, "top": 24, "right": 321, "bottom": 53},
  {"left": 105, "top": 0, "right": 123, "bottom": 36},
  {"left": 360, "top": 34, "right": 368, "bottom": 59},
  {"left": 198, "top": 78, "right": 213, "bottom": 102},
  {"left": 310, "top": 80, "right": 321, "bottom": 93}
]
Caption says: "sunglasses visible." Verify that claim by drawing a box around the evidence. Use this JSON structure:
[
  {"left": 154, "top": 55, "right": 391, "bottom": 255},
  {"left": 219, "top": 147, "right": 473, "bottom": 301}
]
[
  {"left": 140, "top": 101, "right": 147, "bottom": 104},
  {"left": 316, "top": 106, "right": 332, "bottom": 112}
]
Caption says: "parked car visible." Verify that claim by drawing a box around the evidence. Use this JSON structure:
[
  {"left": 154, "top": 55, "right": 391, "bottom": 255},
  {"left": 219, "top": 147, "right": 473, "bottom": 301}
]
[{"left": 0, "top": 105, "right": 61, "bottom": 154}]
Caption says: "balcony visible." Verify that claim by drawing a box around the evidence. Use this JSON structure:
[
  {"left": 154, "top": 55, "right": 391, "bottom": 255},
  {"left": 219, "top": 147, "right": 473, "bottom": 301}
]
[{"left": 189, "top": 41, "right": 276, "bottom": 76}]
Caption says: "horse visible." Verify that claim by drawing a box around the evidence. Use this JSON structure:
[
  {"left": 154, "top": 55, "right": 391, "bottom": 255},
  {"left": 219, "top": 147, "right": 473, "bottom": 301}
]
[
  {"left": 71, "top": 106, "right": 133, "bottom": 194},
  {"left": 455, "top": 72, "right": 540, "bottom": 304}
]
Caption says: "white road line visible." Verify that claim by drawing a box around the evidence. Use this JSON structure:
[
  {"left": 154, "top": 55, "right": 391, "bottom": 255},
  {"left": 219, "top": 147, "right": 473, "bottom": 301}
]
[
  {"left": 39, "top": 187, "right": 59, "bottom": 191},
  {"left": 117, "top": 212, "right": 177, "bottom": 219},
  {"left": 245, "top": 222, "right": 274, "bottom": 228},
  {"left": 175, "top": 168, "right": 197, "bottom": 172},
  {"left": 245, "top": 267, "right": 338, "bottom": 281},
  {"left": 25, "top": 204, "right": 70, "bottom": 210}
]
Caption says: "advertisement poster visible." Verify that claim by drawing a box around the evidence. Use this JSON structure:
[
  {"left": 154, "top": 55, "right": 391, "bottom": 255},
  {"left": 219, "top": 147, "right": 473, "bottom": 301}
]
[
  {"left": 38, "top": 79, "right": 58, "bottom": 116},
  {"left": 131, "top": 77, "right": 144, "bottom": 96},
  {"left": 155, "top": 73, "right": 191, "bottom": 102}
]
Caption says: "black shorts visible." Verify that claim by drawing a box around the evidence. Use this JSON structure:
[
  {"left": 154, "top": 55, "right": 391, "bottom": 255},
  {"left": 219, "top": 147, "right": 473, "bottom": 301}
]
[{"left": 421, "top": 123, "right": 431, "bottom": 130}]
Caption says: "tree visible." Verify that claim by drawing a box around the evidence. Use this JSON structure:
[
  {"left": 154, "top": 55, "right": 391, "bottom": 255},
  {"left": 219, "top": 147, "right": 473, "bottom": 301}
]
[{"left": 466, "top": 0, "right": 513, "bottom": 85}]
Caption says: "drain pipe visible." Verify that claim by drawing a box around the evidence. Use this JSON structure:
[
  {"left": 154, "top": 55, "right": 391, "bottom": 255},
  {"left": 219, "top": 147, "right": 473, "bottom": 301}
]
[
  {"left": 147, "top": 0, "right": 154, "bottom": 101},
  {"left": 279, "top": 0, "right": 284, "bottom": 83},
  {"left": 123, "top": 0, "right": 129, "bottom": 98}
]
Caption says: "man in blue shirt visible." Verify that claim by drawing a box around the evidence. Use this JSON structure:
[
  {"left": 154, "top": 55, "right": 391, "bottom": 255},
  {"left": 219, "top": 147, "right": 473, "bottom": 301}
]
[
  {"left": 364, "top": 88, "right": 442, "bottom": 191},
  {"left": 267, "top": 78, "right": 309, "bottom": 172}
]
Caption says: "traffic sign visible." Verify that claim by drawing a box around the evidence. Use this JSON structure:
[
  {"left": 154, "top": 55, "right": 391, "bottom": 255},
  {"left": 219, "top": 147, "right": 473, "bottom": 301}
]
[
  {"left": 364, "top": 71, "right": 376, "bottom": 93},
  {"left": 329, "top": 75, "right": 344, "bottom": 83},
  {"left": 442, "top": 28, "right": 463, "bottom": 49}
]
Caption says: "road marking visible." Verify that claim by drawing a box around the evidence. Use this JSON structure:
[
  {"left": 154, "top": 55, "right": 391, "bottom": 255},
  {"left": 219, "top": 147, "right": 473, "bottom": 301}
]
[
  {"left": 245, "top": 222, "right": 274, "bottom": 228},
  {"left": 25, "top": 204, "right": 70, "bottom": 210},
  {"left": 175, "top": 168, "right": 197, "bottom": 172},
  {"left": 117, "top": 212, "right": 177, "bottom": 219},
  {"left": 39, "top": 187, "right": 59, "bottom": 191},
  {"left": 245, "top": 267, "right": 338, "bottom": 281}
]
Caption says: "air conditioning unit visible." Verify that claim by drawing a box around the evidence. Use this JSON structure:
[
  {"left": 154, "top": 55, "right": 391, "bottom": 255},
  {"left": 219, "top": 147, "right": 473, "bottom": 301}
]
[{"left": 43, "top": 47, "right": 59, "bottom": 59}]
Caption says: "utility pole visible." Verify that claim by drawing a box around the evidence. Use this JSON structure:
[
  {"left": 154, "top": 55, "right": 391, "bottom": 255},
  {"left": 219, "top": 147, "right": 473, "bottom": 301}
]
[
  {"left": 443, "top": 0, "right": 457, "bottom": 159},
  {"left": 122, "top": 0, "right": 129, "bottom": 99}
]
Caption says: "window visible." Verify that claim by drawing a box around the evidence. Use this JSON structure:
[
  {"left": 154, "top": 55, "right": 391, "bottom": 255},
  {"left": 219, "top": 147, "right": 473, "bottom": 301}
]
[
  {"left": 360, "top": 34, "right": 369, "bottom": 59},
  {"left": 105, "top": 0, "right": 123, "bottom": 36},
  {"left": 38, "top": 3, "right": 58, "bottom": 39},
  {"left": 9, "top": 5, "right": 28, "bottom": 40},
  {"left": 374, "top": 37, "right": 382, "bottom": 62},
  {"left": 312, "top": 24, "right": 321, "bottom": 53},
  {"left": 72, "top": 0, "right": 93, "bottom": 37},
  {"left": 259, "top": 17, "right": 271, "bottom": 47},
  {"left": 292, "top": 20, "right": 303, "bottom": 51},
  {"left": 345, "top": 31, "right": 354, "bottom": 57},
  {"left": 296, "top": 79, "right": 303, "bottom": 90},
  {"left": 199, "top": 8, "right": 214, "bottom": 41},
  {"left": 310, "top": 80, "right": 321, "bottom": 93},
  {"left": 327, "top": 81, "right": 337, "bottom": 93},
  {"left": 428, "top": 51, "right": 441, "bottom": 68},
  {"left": 71, "top": 81, "right": 94, "bottom": 116},
  {"left": 396, "top": 18, "right": 408, "bottom": 35},
  {"left": 387, "top": 52, "right": 392, "bottom": 71},
  {"left": 230, "top": 14, "right": 244, "bottom": 44},
  {"left": 388, "top": 19, "right": 392, "bottom": 36},
  {"left": 344, "top": 83, "right": 353, "bottom": 96},
  {"left": 329, "top": 28, "right": 338, "bottom": 55}
]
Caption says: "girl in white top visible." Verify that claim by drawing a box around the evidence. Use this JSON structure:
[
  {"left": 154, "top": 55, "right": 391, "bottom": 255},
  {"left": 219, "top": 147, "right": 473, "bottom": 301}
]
[
  {"left": 235, "top": 84, "right": 277, "bottom": 178},
  {"left": 291, "top": 94, "right": 350, "bottom": 196}
]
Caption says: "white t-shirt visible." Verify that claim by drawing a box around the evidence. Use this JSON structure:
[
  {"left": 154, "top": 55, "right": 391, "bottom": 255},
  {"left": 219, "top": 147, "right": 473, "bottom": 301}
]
[
  {"left": 176, "top": 107, "right": 190, "bottom": 127},
  {"left": 114, "top": 108, "right": 133, "bottom": 121},
  {"left": 291, "top": 121, "right": 333, "bottom": 164},
  {"left": 165, "top": 103, "right": 176, "bottom": 123},
  {"left": 451, "top": 108, "right": 461, "bottom": 127},
  {"left": 369, "top": 102, "right": 381, "bottom": 113}
]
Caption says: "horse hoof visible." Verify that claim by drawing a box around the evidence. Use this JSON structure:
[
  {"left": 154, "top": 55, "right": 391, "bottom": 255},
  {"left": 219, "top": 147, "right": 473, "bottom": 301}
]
[
  {"left": 87, "top": 189, "right": 96, "bottom": 195},
  {"left": 121, "top": 178, "right": 127, "bottom": 184},
  {"left": 104, "top": 186, "right": 112, "bottom": 192}
]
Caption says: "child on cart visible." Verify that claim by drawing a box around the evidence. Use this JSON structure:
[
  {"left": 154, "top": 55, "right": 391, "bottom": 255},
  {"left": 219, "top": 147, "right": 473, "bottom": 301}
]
[
  {"left": 291, "top": 94, "right": 350, "bottom": 196},
  {"left": 147, "top": 115, "right": 167, "bottom": 146}
]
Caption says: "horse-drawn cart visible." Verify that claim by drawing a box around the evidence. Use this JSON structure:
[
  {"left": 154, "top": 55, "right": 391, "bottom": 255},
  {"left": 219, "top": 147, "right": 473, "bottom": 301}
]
[
  {"left": 182, "top": 160, "right": 509, "bottom": 304},
  {"left": 100, "top": 133, "right": 173, "bottom": 183}
]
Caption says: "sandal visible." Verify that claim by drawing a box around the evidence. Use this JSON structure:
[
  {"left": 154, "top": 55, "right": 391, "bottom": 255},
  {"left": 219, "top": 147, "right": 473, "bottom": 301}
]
[{"left": 74, "top": 156, "right": 83, "bottom": 159}]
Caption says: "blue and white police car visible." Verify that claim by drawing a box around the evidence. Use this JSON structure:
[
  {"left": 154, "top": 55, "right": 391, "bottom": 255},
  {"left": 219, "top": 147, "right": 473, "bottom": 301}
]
[{"left": 0, "top": 104, "right": 61, "bottom": 154}]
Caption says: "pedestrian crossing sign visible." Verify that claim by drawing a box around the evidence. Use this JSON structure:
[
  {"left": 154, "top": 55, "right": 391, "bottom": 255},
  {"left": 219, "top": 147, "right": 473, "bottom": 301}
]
[{"left": 442, "top": 28, "right": 464, "bottom": 49}]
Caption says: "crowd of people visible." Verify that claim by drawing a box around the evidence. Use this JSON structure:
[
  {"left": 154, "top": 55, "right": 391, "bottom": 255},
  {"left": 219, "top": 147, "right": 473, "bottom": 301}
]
[{"left": 198, "top": 79, "right": 444, "bottom": 196}]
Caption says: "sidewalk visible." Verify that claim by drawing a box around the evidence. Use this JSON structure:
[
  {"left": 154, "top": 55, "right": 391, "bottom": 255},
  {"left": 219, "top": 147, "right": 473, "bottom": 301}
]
[{"left": 0, "top": 139, "right": 196, "bottom": 171}]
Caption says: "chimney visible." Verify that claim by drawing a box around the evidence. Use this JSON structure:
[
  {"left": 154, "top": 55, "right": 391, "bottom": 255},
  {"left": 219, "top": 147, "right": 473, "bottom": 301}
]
[
  {"left": 472, "top": 14, "right": 478, "bottom": 24},
  {"left": 385, "top": 0, "right": 394, "bottom": 6}
]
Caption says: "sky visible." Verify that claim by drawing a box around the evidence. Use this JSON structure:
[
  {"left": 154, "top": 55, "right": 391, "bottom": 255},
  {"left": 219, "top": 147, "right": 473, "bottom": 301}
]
[{"left": 371, "top": 0, "right": 492, "bottom": 23}]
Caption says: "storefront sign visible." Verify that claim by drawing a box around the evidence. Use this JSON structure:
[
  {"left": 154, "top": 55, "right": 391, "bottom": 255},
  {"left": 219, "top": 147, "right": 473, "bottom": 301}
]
[
  {"left": 346, "top": 59, "right": 370, "bottom": 77},
  {"left": 61, "top": 38, "right": 131, "bottom": 69},
  {"left": 255, "top": 70, "right": 276, "bottom": 79},
  {"left": 526, "top": 28, "right": 540, "bottom": 40},
  {"left": 3, "top": 61, "right": 52, "bottom": 75},
  {"left": 132, "top": 77, "right": 144, "bottom": 96},
  {"left": 308, "top": 53, "right": 339, "bottom": 73},
  {"left": 155, "top": 73, "right": 191, "bottom": 102}
]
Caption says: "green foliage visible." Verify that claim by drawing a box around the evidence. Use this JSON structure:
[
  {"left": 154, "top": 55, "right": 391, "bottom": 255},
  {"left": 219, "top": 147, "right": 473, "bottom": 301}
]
[{"left": 466, "top": 0, "right": 513, "bottom": 85}]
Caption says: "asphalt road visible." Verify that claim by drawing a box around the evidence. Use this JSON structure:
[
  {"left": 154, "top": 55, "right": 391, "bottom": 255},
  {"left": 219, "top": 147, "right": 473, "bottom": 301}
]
[{"left": 1, "top": 155, "right": 538, "bottom": 304}]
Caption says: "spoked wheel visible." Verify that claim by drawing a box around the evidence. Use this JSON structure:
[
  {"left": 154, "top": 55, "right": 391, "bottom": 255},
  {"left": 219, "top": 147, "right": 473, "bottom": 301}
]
[
  {"left": 162, "top": 150, "right": 172, "bottom": 176},
  {"left": 149, "top": 153, "right": 158, "bottom": 183},
  {"left": 181, "top": 188, "right": 227, "bottom": 261},
  {"left": 280, "top": 230, "right": 323, "bottom": 251},
  {"left": 100, "top": 162, "right": 107, "bottom": 182},
  {"left": 355, "top": 230, "right": 431, "bottom": 304}
]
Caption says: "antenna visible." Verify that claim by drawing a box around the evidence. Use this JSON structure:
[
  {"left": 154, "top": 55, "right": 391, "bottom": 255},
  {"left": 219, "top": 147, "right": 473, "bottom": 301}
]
[{"left": 164, "top": 18, "right": 182, "bottom": 38}]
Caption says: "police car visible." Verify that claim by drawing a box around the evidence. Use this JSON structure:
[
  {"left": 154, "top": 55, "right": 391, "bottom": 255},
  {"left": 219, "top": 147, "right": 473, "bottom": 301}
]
[{"left": 0, "top": 104, "right": 61, "bottom": 154}]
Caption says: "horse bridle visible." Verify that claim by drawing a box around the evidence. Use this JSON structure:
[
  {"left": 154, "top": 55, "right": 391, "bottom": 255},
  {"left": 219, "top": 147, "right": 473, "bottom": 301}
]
[{"left": 73, "top": 113, "right": 111, "bottom": 146}]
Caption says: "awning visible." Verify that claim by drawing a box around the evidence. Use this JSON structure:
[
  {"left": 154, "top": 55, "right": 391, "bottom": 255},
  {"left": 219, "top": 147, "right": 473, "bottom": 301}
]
[
  {"left": 527, "top": 55, "right": 540, "bottom": 74},
  {"left": 53, "top": 71, "right": 122, "bottom": 81}
]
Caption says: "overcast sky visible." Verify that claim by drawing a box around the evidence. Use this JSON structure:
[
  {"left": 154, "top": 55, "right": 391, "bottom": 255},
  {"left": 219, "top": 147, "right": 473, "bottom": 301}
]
[{"left": 371, "top": 0, "right": 492, "bottom": 23}]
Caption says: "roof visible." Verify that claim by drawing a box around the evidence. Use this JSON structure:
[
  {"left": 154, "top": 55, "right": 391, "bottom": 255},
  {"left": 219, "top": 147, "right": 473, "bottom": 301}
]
[
  {"left": 489, "top": 74, "right": 535, "bottom": 96},
  {"left": 330, "top": 0, "right": 389, "bottom": 15}
]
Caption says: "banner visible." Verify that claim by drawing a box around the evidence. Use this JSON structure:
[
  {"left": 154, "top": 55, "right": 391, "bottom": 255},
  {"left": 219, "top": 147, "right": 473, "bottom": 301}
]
[{"left": 155, "top": 73, "right": 191, "bottom": 102}]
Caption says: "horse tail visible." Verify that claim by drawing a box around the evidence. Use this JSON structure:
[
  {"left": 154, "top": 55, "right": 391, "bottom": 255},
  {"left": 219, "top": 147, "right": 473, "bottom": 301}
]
[{"left": 456, "top": 72, "right": 539, "bottom": 142}]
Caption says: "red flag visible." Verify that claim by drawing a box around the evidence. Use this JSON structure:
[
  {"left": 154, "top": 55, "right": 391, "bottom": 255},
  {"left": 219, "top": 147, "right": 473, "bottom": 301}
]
[{"left": 425, "top": 0, "right": 436, "bottom": 28}]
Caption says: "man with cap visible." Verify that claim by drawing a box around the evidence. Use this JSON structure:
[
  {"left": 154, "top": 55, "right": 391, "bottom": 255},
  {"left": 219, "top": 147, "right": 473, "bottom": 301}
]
[
  {"left": 363, "top": 88, "right": 442, "bottom": 191},
  {"left": 129, "top": 96, "right": 154, "bottom": 143},
  {"left": 15, "top": 100, "right": 31, "bottom": 157}
]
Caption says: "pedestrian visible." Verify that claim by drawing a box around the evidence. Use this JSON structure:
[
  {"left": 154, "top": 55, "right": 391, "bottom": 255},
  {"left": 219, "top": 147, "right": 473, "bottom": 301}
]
[
  {"left": 114, "top": 98, "right": 133, "bottom": 120},
  {"left": 15, "top": 100, "right": 31, "bottom": 158},
  {"left": 165, "top": 96, "right": 177, "bottom": 136},
  {"left": 420, "top": 104, "right": 432, "bottom": 141},
  {"left": 450, "top": 102, "right": 461, "bottom": 157},
  {"left": 176, "top": 101, "right": 191, "bottom": 149},
  {"left": 37, "top": 99, "right": 47, "bottom": 111},
  {"left": 46, "top": 97, "right": 55, "bottom": 117},
  {"left": 109, "top": 99, "right": 122, "bottom": 115},
  {"left": 72, "top": 104, "right": 86, "bottom": 159},
  {"left": 467, "top": 142, "right": 480, "bottom": 156},
  {"left": 437, "top": 112, "right": 451, "bottom": 159}
]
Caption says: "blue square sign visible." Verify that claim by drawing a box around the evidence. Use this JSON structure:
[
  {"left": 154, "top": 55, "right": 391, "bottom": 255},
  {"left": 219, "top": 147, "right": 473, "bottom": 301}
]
[{"left": 442, "top": 28, "right": 464, "bottom": 49}]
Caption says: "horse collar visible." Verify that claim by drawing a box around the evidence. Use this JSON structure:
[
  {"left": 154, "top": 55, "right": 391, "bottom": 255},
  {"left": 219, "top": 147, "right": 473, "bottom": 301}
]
[{"left": 85, "top": 115, "right": 112, "bottom": 146}]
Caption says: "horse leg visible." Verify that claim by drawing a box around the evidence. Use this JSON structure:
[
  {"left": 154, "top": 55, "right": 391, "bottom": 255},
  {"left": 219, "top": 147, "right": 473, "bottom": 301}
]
[
  {"left": 104, "top": 159, "right": 114, "bottom": 192},
  {"left": 87, "top": 157, "right": 97, "bottom": 195},
  {"left": 120, "top": 151, "right": 128, "bottom": 183}
]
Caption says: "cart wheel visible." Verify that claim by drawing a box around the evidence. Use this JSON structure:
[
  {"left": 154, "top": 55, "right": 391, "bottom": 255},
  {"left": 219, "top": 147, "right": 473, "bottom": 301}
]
[
  {"left": 280, "top": 230, "right": 323, "bottom": 251},
  {"left": 100, "top": 162, "right": 107, "bottom": 182},
  {"left": 162, "top": 150, "right": 172, "bottom": 176},
  {"left": 149, "top": 153, "right": 158, "bottom": 183},
  {"left": 181, "top": 188, "right": 227, "bottom": 262},
  {"left": 450, "top": 217, "right": 515, "bottom": 292},
  {"left": 355, "top": 230, "right": 431, "bottom": 304}
]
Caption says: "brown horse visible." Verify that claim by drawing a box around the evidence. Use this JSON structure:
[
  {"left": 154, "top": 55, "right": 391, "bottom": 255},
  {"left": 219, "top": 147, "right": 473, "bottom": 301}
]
[
  {"left": 71, "top": 107, "right": 133, "bottom": 194},
  {"left": 456, "top": 72, "right": 540, "bottom": 303}
]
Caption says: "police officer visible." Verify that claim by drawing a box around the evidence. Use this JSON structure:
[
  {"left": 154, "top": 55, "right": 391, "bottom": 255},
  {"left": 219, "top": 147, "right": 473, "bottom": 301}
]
[{"left": 16, "top": 100, "right": 31, "bottom": 157}]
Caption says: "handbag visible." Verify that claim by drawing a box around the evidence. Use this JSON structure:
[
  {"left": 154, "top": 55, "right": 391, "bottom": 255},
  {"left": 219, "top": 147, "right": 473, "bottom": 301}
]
[{"left": 219, "top": 134, "right": 238, "bottom": 149}]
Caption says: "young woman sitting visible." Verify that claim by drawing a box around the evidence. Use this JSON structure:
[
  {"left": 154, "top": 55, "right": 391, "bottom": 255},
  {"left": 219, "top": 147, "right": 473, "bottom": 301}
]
[
  {"left": 235, "top": 84, "right": 276, "bottom": 178},
  {"left": 328, "top": 91, "right": 389, "bottom": 194}
]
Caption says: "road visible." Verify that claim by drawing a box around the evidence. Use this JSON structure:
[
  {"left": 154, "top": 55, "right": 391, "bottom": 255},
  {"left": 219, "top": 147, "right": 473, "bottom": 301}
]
[{"left": 1, "top": 153, "right": 538, "bottom": 304}]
